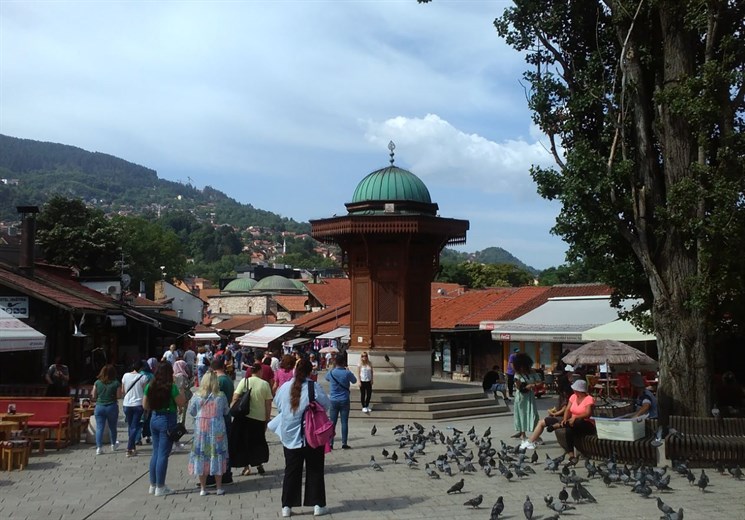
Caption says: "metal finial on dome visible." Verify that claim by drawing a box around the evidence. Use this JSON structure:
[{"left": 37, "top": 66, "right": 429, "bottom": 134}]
[{"left": 388, "top": 141, "right": 396, "bottom": 165}]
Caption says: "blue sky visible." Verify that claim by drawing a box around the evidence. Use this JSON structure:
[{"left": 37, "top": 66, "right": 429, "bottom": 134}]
[{"left": 0, "top": 1, "right": 567, "bottom": 270}]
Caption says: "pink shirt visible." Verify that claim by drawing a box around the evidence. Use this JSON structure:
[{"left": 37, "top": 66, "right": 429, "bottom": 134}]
[
  {"left": 275, "top": 368, "right": 294, "bottom": 390},
  {"left": 568, "top": 393, "right": 595, "bottom": 423}
]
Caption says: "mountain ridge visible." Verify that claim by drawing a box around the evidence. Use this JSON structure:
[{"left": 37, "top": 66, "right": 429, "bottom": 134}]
[{"left": 0, "top": 134, "right": 539, "bottom": 274}]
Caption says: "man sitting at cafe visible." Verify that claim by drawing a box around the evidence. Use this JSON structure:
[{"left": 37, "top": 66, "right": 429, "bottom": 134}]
[
  {"left": 482, "top": 365, "right": 510, "bottom": 403},
  {"left": 629, "top": 373, "right": 658, "bottom": 419}
]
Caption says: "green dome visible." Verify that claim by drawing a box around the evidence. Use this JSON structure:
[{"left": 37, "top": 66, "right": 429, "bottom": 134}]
[
  {"left": 252, "top": 275, "right": 302, "bottom": 293},
  {"left": 222, "top": 278, "right": 257, "bottom": 293},
  {"left": 351, "top": 166, "right": 432, "bottom": 204}
]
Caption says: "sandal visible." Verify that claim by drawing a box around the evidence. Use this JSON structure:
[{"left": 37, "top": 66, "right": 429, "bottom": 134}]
[{"left": 241, "top": 467, "right": 251, "bottom": 476}]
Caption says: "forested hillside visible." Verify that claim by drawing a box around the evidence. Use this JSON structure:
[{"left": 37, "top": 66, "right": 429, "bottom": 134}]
[{"left": 0, "top": 134, "right": 309, "bottom": 232}]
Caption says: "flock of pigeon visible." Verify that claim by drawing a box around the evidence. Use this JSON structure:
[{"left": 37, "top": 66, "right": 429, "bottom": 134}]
[{"left": 365, "top": 421, "right": 744, "bottom": 519}]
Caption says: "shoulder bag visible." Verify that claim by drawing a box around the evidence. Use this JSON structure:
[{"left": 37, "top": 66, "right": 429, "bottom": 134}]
[{"left": 230, "top": 377, "right": 251, "bottom": 417}]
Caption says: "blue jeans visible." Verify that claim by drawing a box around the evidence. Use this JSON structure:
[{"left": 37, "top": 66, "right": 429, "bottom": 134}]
[
  {"left": 328, "top": 399, "right": 350, "bottom": 447},
  {"left": 94, "top": 402, "right": 118, "bottom": 448},
  {"left": 149, "top": 412, "right": 176, "bottom": 487},
  {"left": 124, "top": 405, "right": 144, "bottom": 451}
]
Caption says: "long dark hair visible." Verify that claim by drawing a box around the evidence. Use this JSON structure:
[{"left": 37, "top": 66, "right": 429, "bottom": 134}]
[
  {"left": 148, "top": 362, "right": 174, "bottom": 410},
  {"left": 290, "top": 358, "right": 312, "bottom": 412}
]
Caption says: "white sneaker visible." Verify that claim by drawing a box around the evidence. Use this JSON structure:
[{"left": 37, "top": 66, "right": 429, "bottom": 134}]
[
  {"left": 314, "top": 505, "right": 327, "bottom": 516},
  {"left": 519, "top": 440, "right": 529, "bottom": 450},
  {"left": 200, "top": 489, "right": 209, "bottom": 496},
  {"left": 362, "top": 407, "right": 367, "bottom": 412},
  {"left": 524, "top": 441, "right": 536, "bottom": 450},
  {"left": 281, "top": 506, "right": 292, "bottom": 517},
  {"left": 154, "top": 486, "right": 173, "bottom": 497},
  {"left": 148, "top": 485, "right": 156, "bottom": 495},
  {"left": 111, "top": 443, "right": 117, "bottom": 452},
  {"left": 96, "top": 447, "right": 103, "bottom": 455}
]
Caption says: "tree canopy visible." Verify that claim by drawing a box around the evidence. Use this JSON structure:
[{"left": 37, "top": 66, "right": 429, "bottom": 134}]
[{"left": 493, "top": 0, "right": 745, "bottom": 417}]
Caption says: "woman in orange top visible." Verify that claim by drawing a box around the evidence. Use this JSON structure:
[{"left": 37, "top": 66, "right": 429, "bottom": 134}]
[{"left": 522, "top": 378, "right": 595, "bottom": 455}]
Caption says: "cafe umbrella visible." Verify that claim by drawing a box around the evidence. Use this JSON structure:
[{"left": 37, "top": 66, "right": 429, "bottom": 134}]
[{"left": 561, "top": 339, "right": 658, "bottom": 397}]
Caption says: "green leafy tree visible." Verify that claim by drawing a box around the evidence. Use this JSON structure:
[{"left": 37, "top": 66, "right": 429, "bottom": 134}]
[
  {"left": 436, "top": 262, "right": 471, "bottom": 286},
  {"left": 36, "top": 196, "right": 121, "bottom": 274},
  {"left": 112, "top": 215, "right": 187, "bottom": 291},
  {"left": 538, "top": 260, "right": 601, "bottom": 286},
  {"left": 493, "top": 1, "right": 745, "bottom": 417}
]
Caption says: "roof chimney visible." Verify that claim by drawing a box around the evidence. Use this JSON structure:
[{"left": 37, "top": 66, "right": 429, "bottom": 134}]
[{"left": 17, "top": 206, "right": 39, "bottom": 276}]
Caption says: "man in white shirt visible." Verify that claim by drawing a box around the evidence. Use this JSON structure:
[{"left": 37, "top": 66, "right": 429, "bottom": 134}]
[
  {"left": 162, "top": 344, "right": 177, "bottom": 365},
  {"left": 269, "top": 351, "right": 280, "bottom": 374}
]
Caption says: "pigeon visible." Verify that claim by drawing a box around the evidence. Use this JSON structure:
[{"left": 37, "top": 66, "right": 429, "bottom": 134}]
[
  {"left": 483, "top": 426, "right": 491, "bottom": 438},
  {"left": 369, "top": 456, "right": 383, "bottom": 471},
  {"left": 490, "top": 496, "right": 504, "bottom": 519},
  {"left": 447, "top": 479, "right": 465, "bottom": 494},
  {"left": 665, "top": 508, "right": 685, "bottom": 520},
  {"left": 523, "top": 495, "right": 534, "bottom": 519},
  {"left": 371, "top": 424, "right": 377, "bottom": 436},
  {"left": 463, "top": 494, "right": 483, "bottom": 508},
  {"left": 575, "top": 482, "right": 597, "bottom": 503},
  {"left": 558, "top": 487, "right": 568, "bottom": 504},
  {"left": 547, "top": 501, "right": 575, "bottom": 514},
  {"left": 382, "top": 448, "right": 389, "bottom": 458},
  {"left": 657, "top": 497, "right": 674, "bottom": 515},
  {"left": 530, "top": 450, "right": 539, "bottom": 464},
  {"left": 728, "top": 465, "right": 743, "bottom": 479},
  {"left": 697, "top": 472, "right": 708, "bottom": 492},
  {"left": 391, "top": 451, "right": 398, "bottom": 464},
  {"left": 425, "top": 463, "right": 440, "bottom": 479}
]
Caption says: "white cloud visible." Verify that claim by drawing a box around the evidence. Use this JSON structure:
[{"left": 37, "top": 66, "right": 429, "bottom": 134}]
[{"left": 363, "top": 114, "right": 555, "bottom": 196}]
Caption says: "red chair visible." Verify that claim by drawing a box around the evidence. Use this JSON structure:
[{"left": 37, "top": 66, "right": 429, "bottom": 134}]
[{"left": 615, "top": 373, "right": 632, "bottom": 399}]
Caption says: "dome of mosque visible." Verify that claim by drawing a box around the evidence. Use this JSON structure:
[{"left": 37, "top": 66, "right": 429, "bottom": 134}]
[
  {"left": 252, "top": 275, "right": 303, "bottom": 293},
  {"left": 222, "top": 278, "right": 257, "bottom": 293}
]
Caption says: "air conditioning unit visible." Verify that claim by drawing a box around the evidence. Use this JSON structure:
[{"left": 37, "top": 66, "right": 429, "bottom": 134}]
[{"left": 106, "top": 284, "right": 119, "bottom": 295}]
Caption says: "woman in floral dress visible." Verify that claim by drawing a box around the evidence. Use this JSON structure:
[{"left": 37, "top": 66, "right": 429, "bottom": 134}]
[{"left": 188, "top": 370, "right": 229, "bottom": 496}]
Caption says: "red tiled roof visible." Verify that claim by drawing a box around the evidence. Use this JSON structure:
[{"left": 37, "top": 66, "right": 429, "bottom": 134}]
[
  {"left": 0, "top": 262, "right": 119, "bottom": 313},
  {"left": 459, "top": 286, "right": 552, "bottom": 326},
  {"left": 274, "top": 295, "right": 309, "bottom": 313},
  {"left": 292, "top": 283, "right": 613, "bottom": 334},
  {"left": 291, "top": 300, "right": 350, "bottom": 333},
  {"left": 214, "top": 314, "right": 275, "bottom": 332},
  {"left": 303, "top": 278, "right": 350, "bottom": 308},
  {"left": 431, "top": 288, "right": 515, "bottom": 330}
]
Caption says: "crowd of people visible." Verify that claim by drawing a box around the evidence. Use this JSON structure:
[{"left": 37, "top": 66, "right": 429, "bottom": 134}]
[{"left": 81, "top": 339, "right": 377, "bottom": 517}]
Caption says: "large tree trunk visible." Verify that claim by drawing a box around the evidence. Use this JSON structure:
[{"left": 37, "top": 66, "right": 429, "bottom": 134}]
[
  {"left": 654, "top": 300, "right": 712, "bottom": 420},
  {"left": 628, "top": 3, "right": 712, "bottom": 419}
]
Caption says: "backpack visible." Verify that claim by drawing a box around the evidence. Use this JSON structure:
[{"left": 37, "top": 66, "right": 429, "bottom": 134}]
[{"left": 303, "top": 380, "right": 334, "bottom": 449}]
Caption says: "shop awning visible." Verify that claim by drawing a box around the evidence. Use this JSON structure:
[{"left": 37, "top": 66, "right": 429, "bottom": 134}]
[
  {"left": 316, "top": 326, "right": 350, "bottom": 340},
  {"left": 0, "top": 308, "right": 46, "bottom": 352},
  {"left": 190, "top": 332, "right": 223, "bottom": 341},
  {"left": 283, "top": 337, "right": 311, "bottom": 348},
  {"left": 481, "top": 296, "right": 641, "bottom": 343},
  {"left": 581, "top": 319, "right": 656, "bottom": 342},
  {"left": 236, "top": 324, "right": 295, "bottom": 349}
]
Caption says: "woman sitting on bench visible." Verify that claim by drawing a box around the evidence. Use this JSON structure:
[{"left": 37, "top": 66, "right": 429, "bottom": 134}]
[{"left": 520, "top": 379, "right": 596, "bottom": 459}]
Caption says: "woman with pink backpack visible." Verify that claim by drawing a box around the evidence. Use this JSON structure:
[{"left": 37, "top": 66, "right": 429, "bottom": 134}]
[{"left": 269, "top": 358, "right": 331, "bottom": 517}]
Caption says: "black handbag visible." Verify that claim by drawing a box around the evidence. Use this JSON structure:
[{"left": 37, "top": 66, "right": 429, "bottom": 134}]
[
  {"left": 168, "top": 422, "right": 187, "bottom": 442},
  {"left": 230, "top": 379, "right": 251, "bottom": 417}
]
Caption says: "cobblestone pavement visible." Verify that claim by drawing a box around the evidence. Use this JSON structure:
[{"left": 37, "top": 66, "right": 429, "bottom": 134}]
[{"left": 1, "top": 388, "right": 744, "bottom": 520}]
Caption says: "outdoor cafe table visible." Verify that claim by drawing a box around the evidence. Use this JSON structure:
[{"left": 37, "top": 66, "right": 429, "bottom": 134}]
[{"left": 0, "top": 412, "right": 34, "bottom": 430}]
